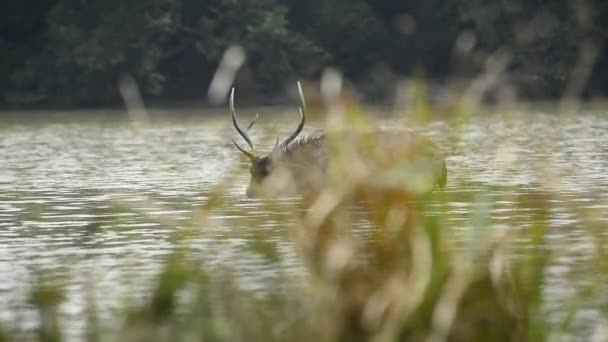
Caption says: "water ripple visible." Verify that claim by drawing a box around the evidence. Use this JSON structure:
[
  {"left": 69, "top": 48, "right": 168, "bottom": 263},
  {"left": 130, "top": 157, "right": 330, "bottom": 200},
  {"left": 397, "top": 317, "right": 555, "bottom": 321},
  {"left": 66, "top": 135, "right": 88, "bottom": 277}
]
[{"left": 0, "top": 111, "right": 607, "bottom": 339}]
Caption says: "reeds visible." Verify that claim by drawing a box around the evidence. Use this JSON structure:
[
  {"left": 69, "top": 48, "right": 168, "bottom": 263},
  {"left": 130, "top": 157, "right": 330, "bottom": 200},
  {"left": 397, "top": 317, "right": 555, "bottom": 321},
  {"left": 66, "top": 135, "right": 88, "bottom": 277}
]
[{"left": 3, "top": 67, "right": 607, "bottom": 341}]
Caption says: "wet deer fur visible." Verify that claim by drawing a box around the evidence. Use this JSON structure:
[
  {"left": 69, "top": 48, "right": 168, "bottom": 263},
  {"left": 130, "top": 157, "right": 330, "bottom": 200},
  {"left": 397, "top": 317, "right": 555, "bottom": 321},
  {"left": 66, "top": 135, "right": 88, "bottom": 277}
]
[{"left": 230, "top": 82, "right": 447, "bottom": 200}]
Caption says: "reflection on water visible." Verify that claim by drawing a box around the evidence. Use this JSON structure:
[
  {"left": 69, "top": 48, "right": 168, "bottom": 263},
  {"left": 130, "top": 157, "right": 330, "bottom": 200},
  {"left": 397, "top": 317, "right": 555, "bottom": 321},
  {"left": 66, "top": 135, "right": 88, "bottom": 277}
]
[{"left": 1, "top": 109, "right": 608, "bottom": 338}]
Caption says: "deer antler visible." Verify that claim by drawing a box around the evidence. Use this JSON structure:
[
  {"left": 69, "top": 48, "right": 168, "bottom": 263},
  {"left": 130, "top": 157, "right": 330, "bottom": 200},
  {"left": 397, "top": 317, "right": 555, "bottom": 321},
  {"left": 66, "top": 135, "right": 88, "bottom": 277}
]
[{"left": 277, "top": 81, "right": 306, "bottom": 150}]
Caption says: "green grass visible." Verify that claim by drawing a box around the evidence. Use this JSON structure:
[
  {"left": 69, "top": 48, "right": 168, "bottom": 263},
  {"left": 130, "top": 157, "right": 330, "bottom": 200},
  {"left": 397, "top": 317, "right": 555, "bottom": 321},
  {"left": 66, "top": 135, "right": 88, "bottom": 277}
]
[
  {"left": 2, "top": 87, "right": 607, "bottom": 341},
  {"left": 2, "top": 184, "right": 567, "bottom": 342}
]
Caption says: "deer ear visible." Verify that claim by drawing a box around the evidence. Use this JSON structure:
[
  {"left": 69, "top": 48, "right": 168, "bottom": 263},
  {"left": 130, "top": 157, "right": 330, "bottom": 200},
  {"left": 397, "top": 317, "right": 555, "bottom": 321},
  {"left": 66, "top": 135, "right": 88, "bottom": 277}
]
[
  {"left": 270, "top": 137, "right": 280, "bottom": 158},
  {"left": 271, "top": 149, "right": 283, "bottom": 163}
]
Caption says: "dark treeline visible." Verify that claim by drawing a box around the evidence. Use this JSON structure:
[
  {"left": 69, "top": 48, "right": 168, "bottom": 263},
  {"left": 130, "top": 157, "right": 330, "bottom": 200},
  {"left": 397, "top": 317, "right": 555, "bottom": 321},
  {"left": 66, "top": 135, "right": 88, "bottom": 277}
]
[{"left": 1, "top": 0, "right": 607, "bottom": 108}]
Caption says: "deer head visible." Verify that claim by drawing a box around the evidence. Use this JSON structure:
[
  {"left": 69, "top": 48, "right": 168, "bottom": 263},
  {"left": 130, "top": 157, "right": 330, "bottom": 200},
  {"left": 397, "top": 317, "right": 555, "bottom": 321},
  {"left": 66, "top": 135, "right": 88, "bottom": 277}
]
[{"left": 231, "top": 81, "right": 308, "bottom": 198}]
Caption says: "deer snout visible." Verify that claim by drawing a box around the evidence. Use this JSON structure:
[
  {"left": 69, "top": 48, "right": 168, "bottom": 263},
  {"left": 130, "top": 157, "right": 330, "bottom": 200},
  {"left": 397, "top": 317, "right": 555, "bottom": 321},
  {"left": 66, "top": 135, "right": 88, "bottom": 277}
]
[{"left": 246, "top": 185, "right": 255, "bottom": 198}]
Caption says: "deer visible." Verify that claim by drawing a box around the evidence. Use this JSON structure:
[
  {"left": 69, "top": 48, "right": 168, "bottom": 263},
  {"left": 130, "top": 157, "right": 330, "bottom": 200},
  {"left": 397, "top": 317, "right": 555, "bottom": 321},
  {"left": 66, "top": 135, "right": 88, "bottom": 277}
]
[{"left": 230, "top": 82, "right": 447, "bottom": 201}]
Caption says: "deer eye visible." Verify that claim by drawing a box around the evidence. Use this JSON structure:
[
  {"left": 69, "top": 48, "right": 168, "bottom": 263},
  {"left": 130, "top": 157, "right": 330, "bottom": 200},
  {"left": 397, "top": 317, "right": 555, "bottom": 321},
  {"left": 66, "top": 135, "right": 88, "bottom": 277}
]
[
  {"left": 259, "top": 160, "right": 272, "bottom": 177},
  {"left": 252, "top": 158, "right": 272, "bottom": 179}
]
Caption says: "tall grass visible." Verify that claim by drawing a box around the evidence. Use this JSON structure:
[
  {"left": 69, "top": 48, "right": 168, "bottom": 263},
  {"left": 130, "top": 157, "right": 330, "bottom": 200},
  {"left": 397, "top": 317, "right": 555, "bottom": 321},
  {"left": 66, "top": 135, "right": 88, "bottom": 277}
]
[
  {"left": 1, "top": 183, "right": 560, "bottom": 341},
  {"left": 2, "top": 75, "right": 607, "bottom": 341}
]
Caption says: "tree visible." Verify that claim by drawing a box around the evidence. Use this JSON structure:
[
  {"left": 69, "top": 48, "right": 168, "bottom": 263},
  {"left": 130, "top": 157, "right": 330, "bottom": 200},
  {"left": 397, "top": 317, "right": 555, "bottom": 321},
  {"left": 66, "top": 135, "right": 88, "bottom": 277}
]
[{"left": 1, "top": 0, "right": 606, "bottom": 108}]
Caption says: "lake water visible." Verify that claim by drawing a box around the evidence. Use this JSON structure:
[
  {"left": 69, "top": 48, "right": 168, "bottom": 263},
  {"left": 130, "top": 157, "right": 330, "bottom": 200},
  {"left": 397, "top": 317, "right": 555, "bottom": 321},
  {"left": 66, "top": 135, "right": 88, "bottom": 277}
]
[{"left": 1, "top": 107, "right": 608, "bottom": 339}]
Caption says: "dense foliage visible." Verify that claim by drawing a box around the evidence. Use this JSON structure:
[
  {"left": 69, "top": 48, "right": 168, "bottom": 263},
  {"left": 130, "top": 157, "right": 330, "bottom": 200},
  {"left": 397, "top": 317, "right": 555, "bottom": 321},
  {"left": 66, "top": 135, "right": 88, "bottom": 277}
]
[{"left": 1, "top": 0, "right": 607, "bottom": 107}]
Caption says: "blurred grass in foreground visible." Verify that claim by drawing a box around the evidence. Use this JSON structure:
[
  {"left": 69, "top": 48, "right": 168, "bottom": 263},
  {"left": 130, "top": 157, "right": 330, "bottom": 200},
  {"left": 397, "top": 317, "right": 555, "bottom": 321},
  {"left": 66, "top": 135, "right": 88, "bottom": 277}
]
[
  {"left": 0, "top": 184, "right": 564, "bottom": 342},
  {"left": 2, "top": 78, "right": 607, "bottom": 342}
]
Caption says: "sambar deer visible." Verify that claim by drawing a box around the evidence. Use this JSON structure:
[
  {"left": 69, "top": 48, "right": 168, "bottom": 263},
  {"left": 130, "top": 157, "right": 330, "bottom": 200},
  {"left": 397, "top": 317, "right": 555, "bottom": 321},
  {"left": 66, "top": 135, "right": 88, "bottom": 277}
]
[{"left": 230, "top": 82, "right": 447, "bottom": 200}]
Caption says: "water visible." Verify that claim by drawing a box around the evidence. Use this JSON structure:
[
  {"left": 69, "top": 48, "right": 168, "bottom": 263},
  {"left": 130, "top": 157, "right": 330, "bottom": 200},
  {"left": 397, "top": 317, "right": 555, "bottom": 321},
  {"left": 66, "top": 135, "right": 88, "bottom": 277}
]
[{"left": 1, "top": 108, "right": 608, "bottom": 338}]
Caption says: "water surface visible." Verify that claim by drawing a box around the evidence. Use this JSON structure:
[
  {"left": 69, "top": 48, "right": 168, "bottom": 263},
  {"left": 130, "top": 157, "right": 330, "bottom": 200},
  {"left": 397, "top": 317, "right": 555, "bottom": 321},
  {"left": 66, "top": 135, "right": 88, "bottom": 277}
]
[{"left": 1, "top": 108, "right": 607, "bottom": 338}]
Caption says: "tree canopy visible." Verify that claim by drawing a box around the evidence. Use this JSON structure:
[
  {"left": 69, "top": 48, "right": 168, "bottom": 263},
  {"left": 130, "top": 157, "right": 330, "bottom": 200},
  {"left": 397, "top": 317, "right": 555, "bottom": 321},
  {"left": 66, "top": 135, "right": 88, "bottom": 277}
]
[{"left": 1, "top": 0, "right": 606, "bottom": 108}]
